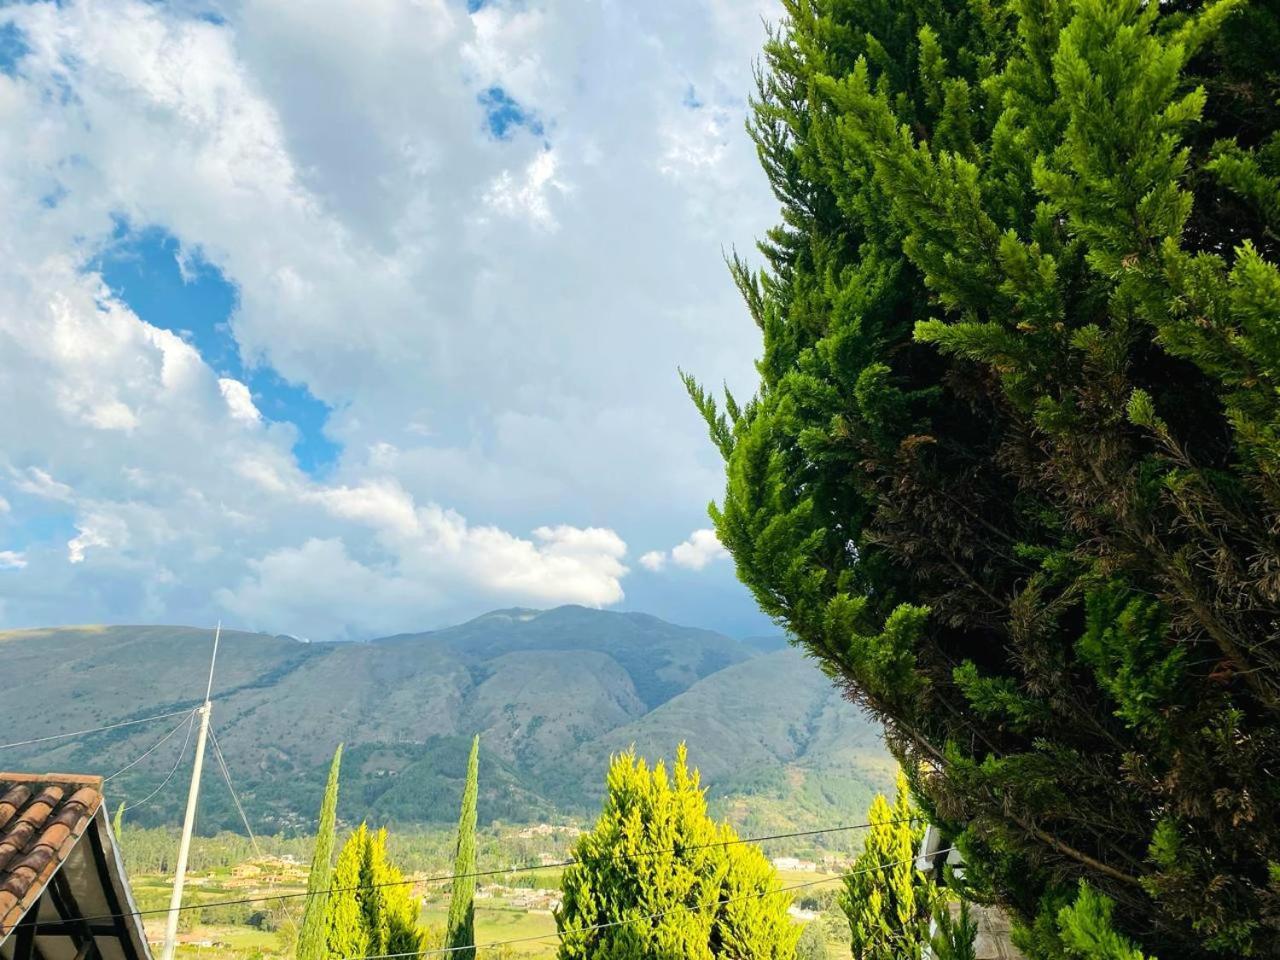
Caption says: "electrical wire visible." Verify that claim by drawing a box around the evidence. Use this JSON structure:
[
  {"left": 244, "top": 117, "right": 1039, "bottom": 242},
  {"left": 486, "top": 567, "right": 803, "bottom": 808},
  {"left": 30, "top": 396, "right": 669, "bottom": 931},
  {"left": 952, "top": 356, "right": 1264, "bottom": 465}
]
[
  {"left": 0, "top": 708, "right": 197, "bottom": 751},
  {"left": 113, "top": 710, "right": 197, "bottom": 811},
  {"left": 103, "top": 709, "right": 198, "bottom": 783},
  {"left": 208, "top": 724, "right": 262, "bottom": 857},
  {"left": 73, "top": 818, "right": 915, "bottom": 925},
  {"left": 336, "top": 847, "right": 956, "bottom": 960}
]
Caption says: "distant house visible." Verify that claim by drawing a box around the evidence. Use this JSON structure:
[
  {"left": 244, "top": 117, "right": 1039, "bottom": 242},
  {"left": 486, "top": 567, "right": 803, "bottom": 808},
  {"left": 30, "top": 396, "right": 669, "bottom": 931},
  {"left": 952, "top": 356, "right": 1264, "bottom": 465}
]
[
  {"left": 0, "top": 773, "right": 152, "bottom": 960},
  {"left": 917, "top": 824, "right": 1025, "bottom": 960}
]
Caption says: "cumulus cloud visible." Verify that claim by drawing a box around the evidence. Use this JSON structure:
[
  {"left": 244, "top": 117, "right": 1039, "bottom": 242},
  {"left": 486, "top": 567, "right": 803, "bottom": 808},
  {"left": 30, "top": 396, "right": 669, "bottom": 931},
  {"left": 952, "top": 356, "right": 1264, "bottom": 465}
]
[
  {"left": 218, "top": 378, "right": 262, "bottom": 423},
  {"left": 642, "top": 528, "right": 729, "bottom": 573},
  {"left": 0, "top": 551, "right": 27, "bottom": 569},
  {"left": 0, "top": 0, "right": 779, "bottom": 637},
  {"left": 639, "top": 550, "right": 666, "bottom": 572}
]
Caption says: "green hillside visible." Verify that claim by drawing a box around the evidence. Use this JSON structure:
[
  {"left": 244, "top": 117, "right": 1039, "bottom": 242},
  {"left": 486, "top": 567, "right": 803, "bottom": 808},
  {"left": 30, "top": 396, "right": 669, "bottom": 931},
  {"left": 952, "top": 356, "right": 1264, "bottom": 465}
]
[{"left": 0, "top": 607, "right": 893, "bottom": 838}]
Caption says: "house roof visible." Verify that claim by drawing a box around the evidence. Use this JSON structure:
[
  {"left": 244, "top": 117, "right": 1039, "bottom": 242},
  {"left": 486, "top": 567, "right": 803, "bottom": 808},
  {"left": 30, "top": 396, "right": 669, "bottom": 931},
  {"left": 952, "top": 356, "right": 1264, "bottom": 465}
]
[{"left": 0, "top": 773, "right": 104, "bottom": 940}]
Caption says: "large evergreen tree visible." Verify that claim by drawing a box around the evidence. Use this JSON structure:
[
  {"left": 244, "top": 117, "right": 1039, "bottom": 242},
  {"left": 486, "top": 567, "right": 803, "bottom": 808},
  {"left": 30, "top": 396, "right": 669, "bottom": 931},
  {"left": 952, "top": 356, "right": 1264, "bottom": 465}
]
[
  {"left": 297, "top": 744, "right": 342, "bottom": 960},
  {"left": 555, "top": 745, "right": 799, "bottom": 960},
  {"left": 840, "top": 773, "right": 933, "bottom": 960},
  {"left": 690, "top": 0, "right": 1280, "bottom": 954},
  {"left": 446, "top": 735, "right": 479, "bottom": 960}
]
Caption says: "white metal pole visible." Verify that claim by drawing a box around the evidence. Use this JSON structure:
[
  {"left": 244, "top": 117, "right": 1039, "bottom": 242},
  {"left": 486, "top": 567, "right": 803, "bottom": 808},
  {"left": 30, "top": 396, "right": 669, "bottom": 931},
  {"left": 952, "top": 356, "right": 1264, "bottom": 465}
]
[{"left": 160, "top": 623, "right": 220, "bottom": 960}]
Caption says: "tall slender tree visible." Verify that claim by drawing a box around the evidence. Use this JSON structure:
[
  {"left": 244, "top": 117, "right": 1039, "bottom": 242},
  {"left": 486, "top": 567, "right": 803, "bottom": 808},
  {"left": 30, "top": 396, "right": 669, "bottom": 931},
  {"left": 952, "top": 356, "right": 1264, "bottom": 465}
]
[
  {"left": 112, "top": 801, "right": 125, "bottom": 840},
  {"left": 446, "top": 735, "right": 479, "bottom": 960},
  {"left": 297, "top": 744, "right": 342, "bottom": 960}
]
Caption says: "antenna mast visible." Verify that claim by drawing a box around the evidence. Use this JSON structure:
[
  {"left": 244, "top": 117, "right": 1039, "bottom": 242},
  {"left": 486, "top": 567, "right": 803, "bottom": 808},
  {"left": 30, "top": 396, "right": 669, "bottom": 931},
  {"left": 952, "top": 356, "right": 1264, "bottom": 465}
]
[{"left": 160, "top": 622, "right": 220, "bottom": 960}]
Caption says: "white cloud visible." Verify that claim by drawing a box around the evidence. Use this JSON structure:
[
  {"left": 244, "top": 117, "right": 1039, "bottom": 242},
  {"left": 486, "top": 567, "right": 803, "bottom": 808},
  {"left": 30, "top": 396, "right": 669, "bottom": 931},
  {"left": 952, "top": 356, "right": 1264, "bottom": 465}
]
[
  {"left": 639, "top": 529, "right": 728, "bottom": 572},
  {"left": 483, "top": 149, "right": 567, "bottom": 230},
  {"left": 12, "top": 468, "right": 76, "bottom": 503},
  {"left": 0, "top": 551, "right": 27, "bottom": 569},
  {"left": 671, "top": 528, "right": 728, "bottom": 570},
  {"left": 0, "top": 0, "right": 780, "bottom": 637},
  {"left": 218, "top": 378, "right": 262, "bottom": 423},
  {"left": 639, "top": 550, "right": 666, "bottom": 572}
]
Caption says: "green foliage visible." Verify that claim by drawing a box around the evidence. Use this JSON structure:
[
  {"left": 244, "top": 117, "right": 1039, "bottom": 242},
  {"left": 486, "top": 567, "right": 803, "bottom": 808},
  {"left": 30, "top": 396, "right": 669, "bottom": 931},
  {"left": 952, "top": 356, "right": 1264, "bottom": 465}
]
[
  {"left": 555, "top": 745, "right": 800, "bottom": 960},
  {"left": 795, "top": 922, "right": 828, "bottom": 960},
  {"left": 325, "top": 823, "right": 426, "bottom": 960},
  {"left": 692, "top": 0, "right": 1280, "bottom": 954},
  {"left": 297, "top": 744, "right": 341, "bottom": 960},
  {"left": 447, "top": 735, "right": 480, "bottom": 960},
  {"left": 1053, "top": 882, "right": 1154, "bottom": 960},
  {"left": 839, "top": 772, "right": 933, "bottom": 960},
  {"left": 325, "top": 824, "right": 370, "bottom": 960},
  {"left": 930, "top": 899, "right": 978, "bottom": 960},
  {"left": 113, "top": 801, "right": 126, "bottom": 840}
]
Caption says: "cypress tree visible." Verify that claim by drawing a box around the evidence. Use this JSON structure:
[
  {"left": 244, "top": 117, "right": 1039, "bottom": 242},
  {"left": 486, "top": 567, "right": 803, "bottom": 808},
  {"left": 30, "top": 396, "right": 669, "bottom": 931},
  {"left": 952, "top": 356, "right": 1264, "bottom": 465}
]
[
  {"left": 112, "top": 801, "right": 125, "bottom": 839},
  {"left": 297, "top": 744, "right": 342, "bottom": 960},
  {"left": 690, "top": 0, "right": 1280, "bottom": 954},
  {"left": 555, "top": 744, "right": 799, "bottom": 960},
  {"left": 446, "top": 735, "right": 479, "bottom": 960},
  {"left": 840, "top": 773, "right": 933, "bottom": 960},
  {"left": 325, "top": 824, "right": 370, "bottom": 960}
]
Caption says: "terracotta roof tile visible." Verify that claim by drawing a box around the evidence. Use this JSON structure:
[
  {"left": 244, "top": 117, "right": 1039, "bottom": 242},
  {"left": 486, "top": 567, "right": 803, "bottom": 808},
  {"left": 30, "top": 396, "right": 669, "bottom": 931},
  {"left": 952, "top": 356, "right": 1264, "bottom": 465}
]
[{"left": 0, "top": 773, "right": 103, "bottom": 940}]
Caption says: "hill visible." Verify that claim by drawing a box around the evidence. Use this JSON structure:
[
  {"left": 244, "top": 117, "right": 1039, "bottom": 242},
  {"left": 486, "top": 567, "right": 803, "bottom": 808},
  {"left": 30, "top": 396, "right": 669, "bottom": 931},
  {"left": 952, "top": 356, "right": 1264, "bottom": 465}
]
[{"left": 0, "top": 607, "right": 893, "bottom": 838}]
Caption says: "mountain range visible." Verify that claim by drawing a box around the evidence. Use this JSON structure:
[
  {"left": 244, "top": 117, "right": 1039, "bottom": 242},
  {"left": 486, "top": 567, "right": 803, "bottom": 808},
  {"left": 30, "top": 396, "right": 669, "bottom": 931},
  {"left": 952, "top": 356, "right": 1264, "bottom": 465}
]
[{"left": 0, "top": 606, "right": 895, "bottom": 840}]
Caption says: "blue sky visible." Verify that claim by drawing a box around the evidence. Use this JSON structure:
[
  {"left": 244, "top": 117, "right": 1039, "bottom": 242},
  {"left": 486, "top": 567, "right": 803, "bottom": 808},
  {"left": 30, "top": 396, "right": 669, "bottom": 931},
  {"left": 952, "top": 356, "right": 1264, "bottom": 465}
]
[{"left": 0, "top": 0, "right": 780, "bottom": 640}]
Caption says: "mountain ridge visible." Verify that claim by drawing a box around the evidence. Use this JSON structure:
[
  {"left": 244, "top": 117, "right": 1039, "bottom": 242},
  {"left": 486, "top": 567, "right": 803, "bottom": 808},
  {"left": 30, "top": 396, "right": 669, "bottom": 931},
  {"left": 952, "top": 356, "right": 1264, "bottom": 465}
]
[{"left": 0, "top": 606, "right": 894, "bottom": 839}]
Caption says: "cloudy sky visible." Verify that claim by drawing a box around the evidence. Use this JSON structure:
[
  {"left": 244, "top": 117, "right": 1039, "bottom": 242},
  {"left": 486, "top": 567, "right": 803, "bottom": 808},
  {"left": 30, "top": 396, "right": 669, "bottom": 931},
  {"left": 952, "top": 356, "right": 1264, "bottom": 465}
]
[{"left": 0, "top": 0, "right": 783, "bottom": 641}]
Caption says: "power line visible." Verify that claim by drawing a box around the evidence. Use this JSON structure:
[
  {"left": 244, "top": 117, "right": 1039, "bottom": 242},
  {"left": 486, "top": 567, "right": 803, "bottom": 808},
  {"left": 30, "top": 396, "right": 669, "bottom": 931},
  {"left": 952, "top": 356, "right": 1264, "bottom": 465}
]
[
  {"left": 0, "top": 708, "right": 198, "bottom": 751},
  {"left": 74, "top": 818, "right": 913, "bottom": 925},
  {"left": 339, "top": 847, "right": 955, "bottom": 960},
  {"left": 103, "top": 710, "right": 198, "bottom": 783},
  {"left": 208, "top": 725, "right": 262, "bottom": 857},
  {"left": 118, "top": 712, "right": 198, "bottom": 812},
  {"left": 209, "top": 723, "right": 299, "bottom": 940}
]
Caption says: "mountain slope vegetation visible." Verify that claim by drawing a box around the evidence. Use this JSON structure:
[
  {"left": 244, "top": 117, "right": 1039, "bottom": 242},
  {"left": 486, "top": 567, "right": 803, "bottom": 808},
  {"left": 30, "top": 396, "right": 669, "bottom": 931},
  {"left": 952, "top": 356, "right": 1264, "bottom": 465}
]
[{"left": 0, "top": 606, "right": 892, "bottom": 837}]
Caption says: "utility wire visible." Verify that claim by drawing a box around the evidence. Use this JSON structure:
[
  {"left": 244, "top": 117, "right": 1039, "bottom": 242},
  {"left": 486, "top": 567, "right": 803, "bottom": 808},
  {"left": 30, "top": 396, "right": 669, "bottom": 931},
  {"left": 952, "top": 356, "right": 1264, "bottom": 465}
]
[
  {"left": 0, "top": 708, "right": 197, "bottom": 751},
  {"left": 73, "top": 818, "right": 914, "bottom": 925},
  {"left": 209, "top": 723, "right": 299, "bottom": 939},
  {"left": 208, "top": 724, "right": 262, "bottom": 857},
  {"left": 338, "top": 847, "right": 955, "bottom": 960},
  {"left": 103, "top": 710, "right": 198, "bottom": 783},
  {"left": 116, "top": 711, "right": 197, "bottom": 812}
]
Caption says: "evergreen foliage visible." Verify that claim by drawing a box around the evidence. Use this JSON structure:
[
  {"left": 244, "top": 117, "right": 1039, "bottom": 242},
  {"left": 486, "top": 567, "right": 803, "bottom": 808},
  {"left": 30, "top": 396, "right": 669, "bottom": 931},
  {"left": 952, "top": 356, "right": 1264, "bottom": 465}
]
[
  {"left": 691, "top": 0, "right": 1280, "bottom": 954},
  {"left": 112, "top": 801, "right": 125, "bottom": 839},
  {"left": 324, "top": 823, "right": 425, "bottom": 960},
  {"left": 840, "top": 773, "right": 933, "bottom": 960},
  {"left": 555, "top": 744, "right": 799, "bottom": 960},
  {"left": 325, "top": 824, "right": 370, "bottom": 960},
  {"left": 930, "top": 899, "right": 978, "bottom": 960},
  {"left": 297, "top": 744, "right": 342, "bottom": 960},
  {"left": 447, "top": 735, "right": 480, "bottom": 960}
]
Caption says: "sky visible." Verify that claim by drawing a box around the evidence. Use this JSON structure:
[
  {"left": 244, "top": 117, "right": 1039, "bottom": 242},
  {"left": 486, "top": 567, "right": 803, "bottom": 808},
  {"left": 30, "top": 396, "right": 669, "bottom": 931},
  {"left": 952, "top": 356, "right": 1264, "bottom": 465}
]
[{"left": 0, "top": 0, "right": 783, "bottom": 642}]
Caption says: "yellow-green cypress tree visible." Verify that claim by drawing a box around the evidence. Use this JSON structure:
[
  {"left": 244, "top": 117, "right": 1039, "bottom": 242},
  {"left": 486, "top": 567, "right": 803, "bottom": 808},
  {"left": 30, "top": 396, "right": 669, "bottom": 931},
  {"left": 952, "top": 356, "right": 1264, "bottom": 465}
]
[
  {"left": 556, "top": 744, "right": 799, "bottom": 960},
  {"left": 325, "top": 824, "right": 371, "bottom": 960},
  {"left": 297, "top": 744, "right": 342, "bottom": 960},
  {"left": 840, "top": 773, "right": 932, "bottom": 960},
  {"left": 446, "top": 735, "right": 479, "bottom": 960}
]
